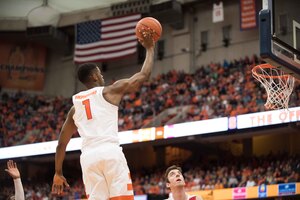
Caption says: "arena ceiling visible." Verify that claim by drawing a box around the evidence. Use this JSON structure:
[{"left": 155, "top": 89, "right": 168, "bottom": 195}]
[
  {"left": 0, "top": 0, "right": 195, "bottom": 29},
  {"left": 0, "top": 0, "right": 127, "bottom": 18},
  {"left": 0, "top": 0, "right": 174, "bottom": 28},
  {"left": 0, "top": 0, "right": 134, "bottom": 28}
]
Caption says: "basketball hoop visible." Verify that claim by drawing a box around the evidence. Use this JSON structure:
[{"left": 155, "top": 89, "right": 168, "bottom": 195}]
[{"left": 252, "top": 63, "right": 295, "bottom": 110}]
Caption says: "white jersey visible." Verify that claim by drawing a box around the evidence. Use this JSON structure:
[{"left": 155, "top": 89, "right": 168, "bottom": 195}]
[
  {"left": 72, "top": 87, "right": 119, "bottom": 151},
  {"left": 165, "top": 193, "right": 199, "bottom": 200}
]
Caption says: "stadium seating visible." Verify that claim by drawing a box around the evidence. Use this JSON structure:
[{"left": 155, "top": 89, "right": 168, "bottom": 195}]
[
  {"left": 1, "top": 153, "right": 299, "bottom": 198},
  {"left": 0, "top": 55, "right": 299, "bottom": 147}
]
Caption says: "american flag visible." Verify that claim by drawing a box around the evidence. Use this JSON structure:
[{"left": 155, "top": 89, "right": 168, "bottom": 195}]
[{"left": 74, "top": 13, "right": 141, "bottom": 63}]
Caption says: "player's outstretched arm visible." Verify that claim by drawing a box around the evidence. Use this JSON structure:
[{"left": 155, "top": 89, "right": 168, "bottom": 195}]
[
  {"left": 104, "top": 28, "right": 155, "bottom": 106},
  {"left": 5, "top": 160, "right": 25, "bottom": 200},
  {"left": 52, "top": 107, "right": 76, "bottom": 195}
]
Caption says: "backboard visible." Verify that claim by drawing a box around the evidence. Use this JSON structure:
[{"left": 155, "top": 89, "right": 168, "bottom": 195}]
[{"left": 259, "top": 0, "right": 300, "bottom": 79}]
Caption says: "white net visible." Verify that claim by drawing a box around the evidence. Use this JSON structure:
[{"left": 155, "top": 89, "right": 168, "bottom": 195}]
[{"left": 252, "top": 64, "right": 295, "bottom": 110}]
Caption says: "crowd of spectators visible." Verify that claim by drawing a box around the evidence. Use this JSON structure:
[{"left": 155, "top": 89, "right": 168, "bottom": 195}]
[
  {"left": 1, "top": 179, "right": 86, "bottom": 200},
  {"left": 1, "top": 55, "right": 300, "bottom": 147},
  {"left": 132, "top": 153, "right": 300, "bottom": 195},
  {"left": 0, "top": 93, "right": 72, "bottom": 147},
  {"left": 118, "top": 55, "right": 300, "bottom": 128},
  {"left": 1, "top": 153, "right": 299, "bottom": 199}
]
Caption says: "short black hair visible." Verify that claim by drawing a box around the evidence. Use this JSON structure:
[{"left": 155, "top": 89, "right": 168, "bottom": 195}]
[
  {"left": 77, "top": 63, "right": 98, "bottom": 84},
  {"left": 165, "top": 165, "right": 182, "bottom": 183}
]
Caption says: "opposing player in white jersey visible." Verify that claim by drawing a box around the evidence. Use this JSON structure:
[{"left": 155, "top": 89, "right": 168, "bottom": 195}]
[
  {"left": 51, "top": 29, "right": 155, "bottom": 200},
  {"left": 165, "top": 165, "right": 203, "bottom": 200}
]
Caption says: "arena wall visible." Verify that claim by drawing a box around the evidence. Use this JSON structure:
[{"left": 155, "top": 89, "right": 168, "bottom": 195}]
[
  {"left": 253, "top": 132, "right": 300, "bottom": 156},
  {"left": 193, "top": 0, "right": 260, "bottom": 66},
  {"left": 40, "top": 0, "right": 260, "bottom": 97},
  {"left": 44, "top": 52, "right": 77, "bottom": 97}
]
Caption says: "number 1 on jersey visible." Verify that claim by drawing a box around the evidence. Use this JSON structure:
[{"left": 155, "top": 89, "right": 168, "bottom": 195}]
[{"left": 82, "top": 99, "right": 92, "bottom": 120}]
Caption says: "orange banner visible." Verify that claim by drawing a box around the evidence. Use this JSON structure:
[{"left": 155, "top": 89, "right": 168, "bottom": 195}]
[
  {"left": 0, "top": 43, "right": 46, "bottom": 91},
  {"left": 240, "top": 0, "right": 257, "bottom": 30}
]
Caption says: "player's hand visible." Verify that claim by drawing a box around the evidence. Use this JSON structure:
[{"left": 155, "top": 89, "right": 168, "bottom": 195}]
[
  {"left": 138, "top": 27, "right": 155, "bottom": 49},
  {"left": 52, "top": 173, "right": 70, "bottom": 195},
  {"left": 5, "top": 160, "right": 20, "bottom": 179}
]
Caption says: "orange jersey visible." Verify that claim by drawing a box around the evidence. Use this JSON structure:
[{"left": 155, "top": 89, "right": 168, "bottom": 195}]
[{"left": 72, "top": 87, "right": 119, "bottom": 151}]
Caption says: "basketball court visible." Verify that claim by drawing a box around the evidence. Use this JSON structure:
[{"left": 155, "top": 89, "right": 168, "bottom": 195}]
[{"left": 1, "top": 0, "right": 300, "bottom": 200}]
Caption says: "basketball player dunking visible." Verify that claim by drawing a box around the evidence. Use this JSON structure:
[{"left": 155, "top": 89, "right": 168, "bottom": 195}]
[
  {"left": 51, "top": 29, "right": 155, "bottom": 200},
  {"left": 165, "top": 165, "right": 203, "bottom": 200}
]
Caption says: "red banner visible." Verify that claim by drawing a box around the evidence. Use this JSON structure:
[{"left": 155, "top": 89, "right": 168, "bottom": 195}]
[
  {"left": 240, "top": 0, "right": 257, "bottom": 30},
  {"left": 0, "top": 43, "right": 46, "bottom": 91}
]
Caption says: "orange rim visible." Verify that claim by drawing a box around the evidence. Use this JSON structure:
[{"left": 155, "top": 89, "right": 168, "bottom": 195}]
[{"left": 252, "top": 63, "right": 291, "bottom": 79}]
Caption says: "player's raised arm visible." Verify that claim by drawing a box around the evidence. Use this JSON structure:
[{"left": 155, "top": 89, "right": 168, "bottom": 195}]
[
  {"left": 104, "top": 29, "right": 155, "bottom": 106},
  {"left": 52, "top": 106, "right": 76, "bottom": 195},
  {"left": 5, "top": 160, "right": 25, "bottom": 200}
]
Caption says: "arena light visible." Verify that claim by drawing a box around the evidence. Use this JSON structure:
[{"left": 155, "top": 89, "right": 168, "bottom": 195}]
[
  {"left": 0, "top": 140, "right": 58, "bottom": 159},
  {"left": 2, "top": 106, "right": 300, "bottom": 160},
  {"left": 164, "top": 117, "right": 228, "bottom": 138},
  {"left": 0, "top": 117, "right": 229, "bottom": 159}
]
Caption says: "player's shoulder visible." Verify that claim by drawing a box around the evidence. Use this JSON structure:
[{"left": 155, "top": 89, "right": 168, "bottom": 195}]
[
  {"left": 73, "top": 87, "right": 102, "bottom": 99},
  {"left": 165, "top": 194, "right": 202, "bottom": 200},
  {"left": 195, "top": 196, "right": 203, "bottom": 200},
  {"left": 164, "top": 195, "right": 172, "bottom": 200},
  {"left": 164, "top": 196, "right": 202, "bottom": 200},
  {"left": 189, "top": 195, "right": 203, "bottom": 200}
]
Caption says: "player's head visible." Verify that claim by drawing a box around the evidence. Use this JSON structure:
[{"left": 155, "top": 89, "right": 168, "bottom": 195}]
[
  {"left": 165, "top": 165, "right": 186, "bottom": 189},
  {"left": 77, "top": 63, "right": 105, "bottom": 86}
]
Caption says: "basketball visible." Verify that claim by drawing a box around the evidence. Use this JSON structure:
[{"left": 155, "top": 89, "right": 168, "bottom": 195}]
[{"left": 135, "top": 17, "right": 162, "bottom": 42}]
